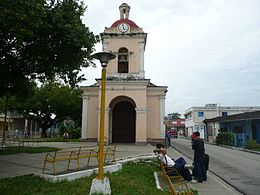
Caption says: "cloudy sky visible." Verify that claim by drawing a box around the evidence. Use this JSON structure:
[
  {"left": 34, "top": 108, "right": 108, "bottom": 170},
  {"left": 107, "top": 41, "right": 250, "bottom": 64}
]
[{"left": 80, "top": 0, "right": 260, "bottom": 116}]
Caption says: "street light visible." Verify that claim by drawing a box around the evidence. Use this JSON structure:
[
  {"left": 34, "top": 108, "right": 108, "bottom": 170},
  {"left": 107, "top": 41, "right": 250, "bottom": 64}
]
[{"left": 89, "top": 51, "right": 116, "bottom": 195}]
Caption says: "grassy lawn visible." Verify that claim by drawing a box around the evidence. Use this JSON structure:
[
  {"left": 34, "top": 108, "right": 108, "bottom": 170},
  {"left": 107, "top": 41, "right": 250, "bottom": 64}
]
[
  {"left": 0, "top": 146, "right": 59, "bottom": 155},
  {"left": 0, "top": 161, "right": 198, "bottom": 195}
]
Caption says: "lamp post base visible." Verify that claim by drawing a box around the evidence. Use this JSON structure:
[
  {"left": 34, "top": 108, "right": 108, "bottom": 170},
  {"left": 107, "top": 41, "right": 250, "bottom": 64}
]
[{"left": 89, "top": 177, "right": 111, "bottom": 195}]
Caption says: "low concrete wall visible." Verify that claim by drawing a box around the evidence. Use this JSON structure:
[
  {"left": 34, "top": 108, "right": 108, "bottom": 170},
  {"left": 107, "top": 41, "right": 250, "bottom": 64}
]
[
  {"left": 40, "top": 153, "right": 156, "bottom": 183},
  {"left": 41, "top": 163, "right": 122, "bottom": 183}
]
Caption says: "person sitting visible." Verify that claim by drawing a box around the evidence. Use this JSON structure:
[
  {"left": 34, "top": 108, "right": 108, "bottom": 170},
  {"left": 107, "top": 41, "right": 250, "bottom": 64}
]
[
  {"left": 63, "top": 131, "right": 69, "bottom": 139},
  {"left": 154, "top": 143, "right": 196, "bottom": 182}
]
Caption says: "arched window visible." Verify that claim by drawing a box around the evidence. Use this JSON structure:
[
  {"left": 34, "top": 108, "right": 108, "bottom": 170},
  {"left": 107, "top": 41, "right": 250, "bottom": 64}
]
[{"left": 118, "top": 47, "right": 129, "bottom": 73}]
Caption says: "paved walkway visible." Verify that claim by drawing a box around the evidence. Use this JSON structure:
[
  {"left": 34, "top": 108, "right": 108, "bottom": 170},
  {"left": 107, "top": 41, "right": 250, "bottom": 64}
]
[{"left": 0, "top": 142, "right": 243, "bottom": 195}]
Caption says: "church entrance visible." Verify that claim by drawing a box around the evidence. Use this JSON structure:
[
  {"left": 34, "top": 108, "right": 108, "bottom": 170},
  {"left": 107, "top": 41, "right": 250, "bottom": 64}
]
[{"left": 111, "top": 101, "right": 136, "bottom": 143}]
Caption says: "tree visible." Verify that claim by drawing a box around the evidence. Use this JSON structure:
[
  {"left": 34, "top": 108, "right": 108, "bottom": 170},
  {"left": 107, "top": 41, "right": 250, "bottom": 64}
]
[
  {"left": 0, "top": 0, "right": 99, "bottom": 98},
  {"left": 167, "top": 112, "right": 181, "bottom": 120},
  {"left": 60, "top": 69, "right": 86, "bottom": 89},
  {"left": 0, "top": 0, "right": 99, "bottom": 140},
  {"left": 16, "top": 82, "right": 82, "bottom": 137},
  {"left": 0, "top": 80, "right": 35, "bottom": 142}
]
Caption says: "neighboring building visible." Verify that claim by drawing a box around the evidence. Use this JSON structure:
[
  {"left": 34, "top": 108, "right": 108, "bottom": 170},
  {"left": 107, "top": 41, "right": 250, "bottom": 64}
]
[
  {"left": 0, "top": 112, "right": 13, "bottom": 136},
  {"left": 204, "top": 111, "right": 260, "bottom": 146},
  {"left": 165, "top": 119, "right": 185, "bottom": 136},
  {"left": 184, "top": 104, "right": 260, "bottom": 139},
  {"left": 0, "top": 111, "right": 39, "bottom": 137},
  {"left": 81, "top": 3, "right": 167, "bottom": 144}
]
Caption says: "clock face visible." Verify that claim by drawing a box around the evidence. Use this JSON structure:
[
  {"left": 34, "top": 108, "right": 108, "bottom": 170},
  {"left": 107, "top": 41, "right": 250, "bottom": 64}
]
[{"left": 118, "top": 23, "right": 129, "bottom": 32}]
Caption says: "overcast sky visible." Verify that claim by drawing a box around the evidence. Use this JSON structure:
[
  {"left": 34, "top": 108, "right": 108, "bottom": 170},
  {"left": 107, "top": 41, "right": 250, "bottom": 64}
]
[{"left": 80, "top": 0, "right": 260, "bottom": 116}]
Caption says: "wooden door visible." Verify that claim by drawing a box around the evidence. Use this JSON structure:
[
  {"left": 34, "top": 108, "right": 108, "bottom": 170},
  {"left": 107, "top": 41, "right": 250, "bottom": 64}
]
[{"left": 112, "top": 101, "right": 136, "bottom": 143}]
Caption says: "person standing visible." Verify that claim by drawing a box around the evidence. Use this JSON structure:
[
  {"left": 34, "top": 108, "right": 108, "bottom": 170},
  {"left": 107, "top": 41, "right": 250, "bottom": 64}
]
[
  {"left": 166, "top": 130, "right": 172, "bottom": 147},
  {"left": 192, "top": 131, "right": 207, "bottom": 182}
]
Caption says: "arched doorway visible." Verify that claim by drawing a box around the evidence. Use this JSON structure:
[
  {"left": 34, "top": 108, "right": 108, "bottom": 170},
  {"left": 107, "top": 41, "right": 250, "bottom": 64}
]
[{"left": 111, "top": 100, "right": 136, "bottom": 143}]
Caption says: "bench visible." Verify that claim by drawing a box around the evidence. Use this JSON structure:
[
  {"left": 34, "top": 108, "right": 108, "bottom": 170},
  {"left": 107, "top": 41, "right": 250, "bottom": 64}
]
[
  {"left": 160, "top": 162, "right": 183, "bottom": 183},
  {"left": 73, "top": 144, "right": 117, "bottom": 167},
  {"left": 43, "top": 145, "right": 117, "bottom": 175},
  {"left": 159, "top": 162, "right": 194, "bottom": 195},
  {"left": 71, "top": 147, "right": 99, "bottom": 168},
  {"left": 43, "top": 147, "right": 80, "bottom": 175},
  {"left": 104, "top": 144, "right": 117, "bottom": 163},
  {"left": 1, "top": 135, "right": 24, "bottom": 150},
  {"left": 79, "top": 145, "right": 117, "bottom": 165}
]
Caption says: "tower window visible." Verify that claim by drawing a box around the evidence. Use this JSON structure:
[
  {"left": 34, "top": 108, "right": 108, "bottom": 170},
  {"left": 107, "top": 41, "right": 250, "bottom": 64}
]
[{"left": 118, "top": 47, "right": 129, "bottom": 73}]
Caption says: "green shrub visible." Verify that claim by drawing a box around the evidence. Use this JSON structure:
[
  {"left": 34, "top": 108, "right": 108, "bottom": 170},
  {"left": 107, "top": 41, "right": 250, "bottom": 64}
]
[
  {"left": 67, "top": 128, "right": 81, "bottom": 139},
  {"left": 246, "top": 139, "right": 256, "bottom": 149},
  {"left": 216, "top": 132, "right": 234, "bottom": 146},
  {"left": 245, "top": 139, "right": 260, "bottom": 151},
  {"left": 58, "top": 125, "right": 68, "bottom": 137},
  {"left": 59, "top": 125, "right": 81, "bottom": 139}
]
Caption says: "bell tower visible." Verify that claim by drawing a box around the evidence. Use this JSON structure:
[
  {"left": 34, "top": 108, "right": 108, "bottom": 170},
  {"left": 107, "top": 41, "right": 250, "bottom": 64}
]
[
  {"left": 81, "top": 3, "right": 167, "bottom": 145},
  {"left": 101, "top": 3, "right": 147, "bottom": 80},
  {"left": 119, "top": 3, "right": 130, "bottom": 19}
]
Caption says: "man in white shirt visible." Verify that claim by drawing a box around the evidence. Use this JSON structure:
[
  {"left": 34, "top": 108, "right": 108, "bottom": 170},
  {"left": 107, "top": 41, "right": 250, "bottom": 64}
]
[{"left": 154, "top": 143, "right": 195, "bottom": 182}]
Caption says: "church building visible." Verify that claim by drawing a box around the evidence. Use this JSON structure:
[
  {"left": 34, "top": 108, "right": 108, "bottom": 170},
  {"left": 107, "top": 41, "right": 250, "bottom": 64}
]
[{"left": 81, "top": 3, "right": 167, "bottom": 145}]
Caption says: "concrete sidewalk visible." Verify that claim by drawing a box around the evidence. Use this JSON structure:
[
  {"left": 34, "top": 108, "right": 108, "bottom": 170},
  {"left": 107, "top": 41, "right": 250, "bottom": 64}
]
[{"left": 0, "top": 142, "right": 242, "bottom": 195}]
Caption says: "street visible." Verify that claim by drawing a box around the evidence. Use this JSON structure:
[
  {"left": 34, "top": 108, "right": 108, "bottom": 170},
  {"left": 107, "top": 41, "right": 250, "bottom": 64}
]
[{"left": 172, "top": 137, "right": 260, "bottom": 195}]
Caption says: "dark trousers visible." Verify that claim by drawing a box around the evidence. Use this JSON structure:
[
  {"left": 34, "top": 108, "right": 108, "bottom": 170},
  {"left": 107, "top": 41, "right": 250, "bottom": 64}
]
[
  {"left": 166, "top": 135, "right": 171, "bottom": 147},
  {"left": 193, "top": 160, "right": 207, "bottom": 182},
  {"left": 173, "top": 157, "right": 192, "bottom": 181}
]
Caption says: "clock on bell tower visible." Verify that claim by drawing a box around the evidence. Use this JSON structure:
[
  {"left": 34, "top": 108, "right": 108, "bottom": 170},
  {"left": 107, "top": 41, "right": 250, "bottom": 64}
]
[{"left": 118, "top": 23, "right": 129, "bottom": 33}]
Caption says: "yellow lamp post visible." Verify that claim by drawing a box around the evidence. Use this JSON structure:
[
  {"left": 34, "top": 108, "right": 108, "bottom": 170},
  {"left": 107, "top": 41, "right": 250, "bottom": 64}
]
[{"left": 89, "top": 51, "right": 116, "bottom": 194}]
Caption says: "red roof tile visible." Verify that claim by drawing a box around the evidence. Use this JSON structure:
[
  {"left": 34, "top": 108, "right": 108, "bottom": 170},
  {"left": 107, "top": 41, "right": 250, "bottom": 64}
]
[{"left": 111, "top": 19, "right": 139, "bottom": 28}]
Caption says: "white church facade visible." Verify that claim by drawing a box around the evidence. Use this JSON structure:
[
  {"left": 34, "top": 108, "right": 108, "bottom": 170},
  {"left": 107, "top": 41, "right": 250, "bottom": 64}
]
[{"left": 81, "top": 3, "right": 167, "bottom": 145}]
